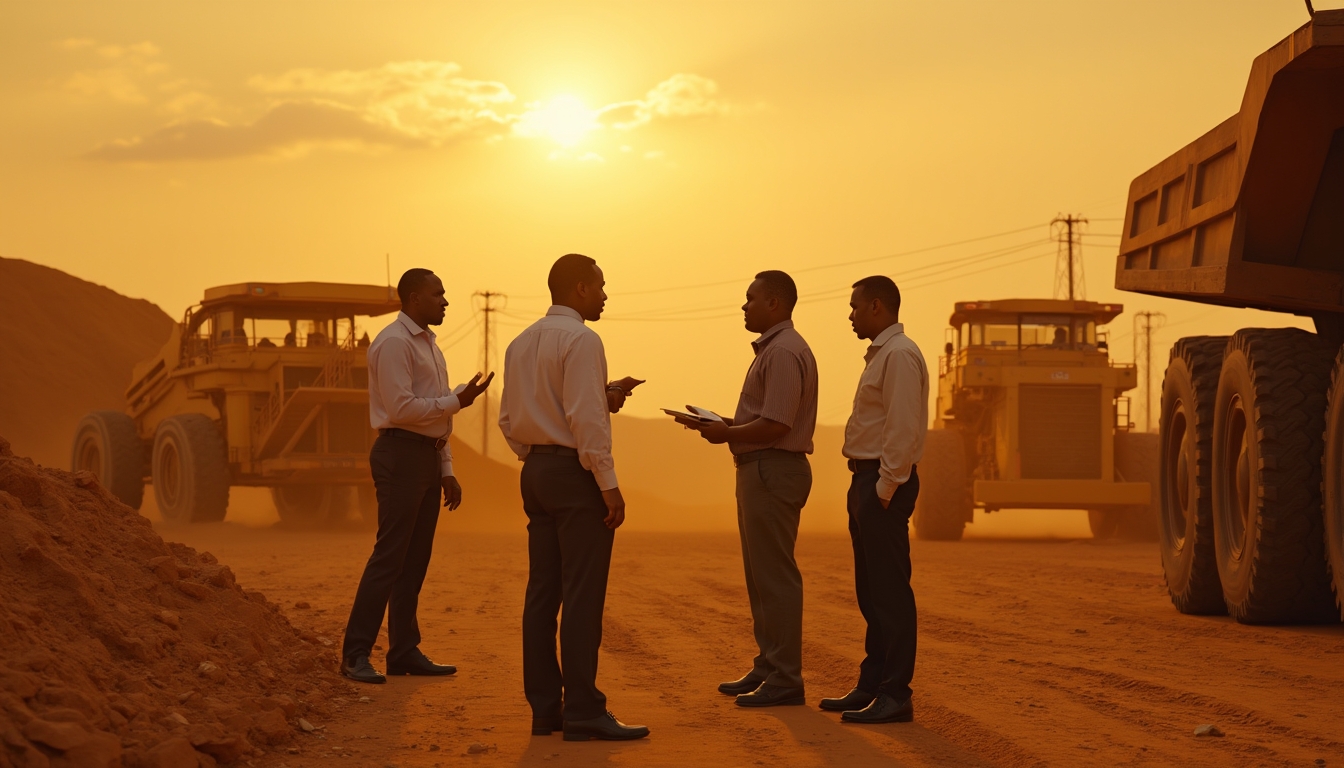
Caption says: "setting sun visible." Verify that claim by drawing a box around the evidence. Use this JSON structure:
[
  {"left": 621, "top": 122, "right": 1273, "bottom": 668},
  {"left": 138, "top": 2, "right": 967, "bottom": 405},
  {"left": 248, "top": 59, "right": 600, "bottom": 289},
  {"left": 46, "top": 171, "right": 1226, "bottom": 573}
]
[{"left": 515, "top": 94, "right": 598, "bottom": 147}]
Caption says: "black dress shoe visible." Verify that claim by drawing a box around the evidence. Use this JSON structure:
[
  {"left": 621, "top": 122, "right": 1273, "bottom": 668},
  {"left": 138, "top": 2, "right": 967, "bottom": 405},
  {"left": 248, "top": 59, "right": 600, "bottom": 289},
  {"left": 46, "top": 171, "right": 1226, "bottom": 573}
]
[
  {"left": 736, "top": 683, "right": 805, "bottom": 708},
  {"left": 386, "top": 651, "right": 456, "bottom": 676},
  {"left": 819, "top": 688, "right": 876, "bottom": 712},
  {"left": 531, "top": 717, "right": 562, "bottom": 736},
  {"left": 717, "top": 672, "right": 765, "bottom": 696},
  {"left": 562, "top": 711, "right": 650, "bottom": 742},
  {"left": 841, "top": 694, "right": 914, "bottom": 723},
  {"left": 340, "top": 656, "right": 386, "bottom": 685}
]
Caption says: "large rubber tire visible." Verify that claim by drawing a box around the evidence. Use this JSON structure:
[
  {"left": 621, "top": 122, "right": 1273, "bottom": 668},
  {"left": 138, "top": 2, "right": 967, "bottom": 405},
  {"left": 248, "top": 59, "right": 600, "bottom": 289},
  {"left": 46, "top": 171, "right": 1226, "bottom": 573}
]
[
  {"left": 152, "top": 414, "right": 230, "bottom": 523},
  {"left": 1320, "top": 346, "right": 1344, "bottom": 621},
  {"left": 1157, "top": 337, "right": 1227, "bottom": 614},
  {"left": 913, "top": 429, "right": 971, "bottom": 541},
  {"left": 71, "top": 411, "right": 146, "bottom": 509},
  {"left": 356, "top": 484, "right": 378, "bottom": 527},
  {"left": 272, "top": 485, "right": 347, "bottom": 528},
  {"left": 1087, "top": 508, "right": 1121, "bottom": 540},
  {"left": 1114, "top": 431, "right": 1160, "bottom": 541},
  {"left": 1211, "top": 328, "right": 1337, "bottom": 623}
]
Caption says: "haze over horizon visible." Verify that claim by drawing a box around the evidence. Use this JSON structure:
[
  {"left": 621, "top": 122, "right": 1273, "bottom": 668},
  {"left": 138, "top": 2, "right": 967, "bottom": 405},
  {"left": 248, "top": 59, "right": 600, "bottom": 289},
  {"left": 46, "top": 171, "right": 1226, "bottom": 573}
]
[{"left": 0, "top": 1, "right": 1319, "bottom": 437}]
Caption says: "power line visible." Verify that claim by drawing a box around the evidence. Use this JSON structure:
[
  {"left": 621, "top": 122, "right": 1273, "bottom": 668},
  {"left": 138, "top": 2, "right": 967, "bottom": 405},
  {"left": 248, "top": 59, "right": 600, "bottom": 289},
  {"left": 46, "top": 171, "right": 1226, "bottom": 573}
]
[
  {"left": 1133, "top": 311, "right": 1167, "bottom": 432},
  {"left": 1052, "top": 214, "right": 1088, "bottom": 300},
  {"left": 472, "top": 291, "right": 506, "bottom": 455},
  {"left": 615, "top": 221, "right": 1051, "bottom": 297}
]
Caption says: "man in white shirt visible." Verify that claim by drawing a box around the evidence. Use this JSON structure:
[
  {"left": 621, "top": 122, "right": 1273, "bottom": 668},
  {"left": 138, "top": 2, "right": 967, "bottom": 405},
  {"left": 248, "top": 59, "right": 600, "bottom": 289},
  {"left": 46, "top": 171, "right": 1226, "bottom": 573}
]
[
  {"left": 498, "top": 253, "right": 649, "bottom": 742},
  {"left": 341, "top": 268, "right": 493, "bottom": 685},
  {"left": 821, "top": 275, "right": 928, "bottom": 724}
]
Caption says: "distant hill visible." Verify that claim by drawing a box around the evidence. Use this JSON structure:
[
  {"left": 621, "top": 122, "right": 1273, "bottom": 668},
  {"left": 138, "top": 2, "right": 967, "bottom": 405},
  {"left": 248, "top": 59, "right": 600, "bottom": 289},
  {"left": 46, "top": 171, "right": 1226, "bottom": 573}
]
[{"left": 0, "top": 257, "right": 175, "bottom": 468}]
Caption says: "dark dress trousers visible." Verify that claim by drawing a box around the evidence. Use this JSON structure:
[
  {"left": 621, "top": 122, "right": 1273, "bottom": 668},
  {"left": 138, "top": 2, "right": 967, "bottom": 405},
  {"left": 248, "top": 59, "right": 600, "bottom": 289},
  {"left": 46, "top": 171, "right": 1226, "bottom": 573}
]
[
  {"left": 520, "top": 449, "right": 615, "bottom": 723},
  {"left": 846, "top": 462, "right": 919, "bottom": 701},
  {"left": 341, "top": 432, "right": 442, "bottom": 665}
]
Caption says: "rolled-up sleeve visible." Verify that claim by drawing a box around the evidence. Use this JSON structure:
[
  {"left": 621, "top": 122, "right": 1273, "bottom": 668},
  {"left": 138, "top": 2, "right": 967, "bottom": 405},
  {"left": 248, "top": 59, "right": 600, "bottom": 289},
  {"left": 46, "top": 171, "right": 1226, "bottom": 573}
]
[
  {"left": 876, "top": 348, "right": 924, "bottom": 501},
  {"left": 562, "top": 332, "right": 618, "bottom": 491},
  {"left": 375, "top": 337, "right": 461, "bottom": 425}
]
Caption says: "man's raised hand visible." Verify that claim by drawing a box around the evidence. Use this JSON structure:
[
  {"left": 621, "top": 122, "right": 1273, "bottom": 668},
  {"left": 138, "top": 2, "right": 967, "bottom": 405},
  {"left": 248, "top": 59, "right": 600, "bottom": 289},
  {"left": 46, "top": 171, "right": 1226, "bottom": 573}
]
[{"left": 456, "top": 371, "right": 495, "bottom": 408}]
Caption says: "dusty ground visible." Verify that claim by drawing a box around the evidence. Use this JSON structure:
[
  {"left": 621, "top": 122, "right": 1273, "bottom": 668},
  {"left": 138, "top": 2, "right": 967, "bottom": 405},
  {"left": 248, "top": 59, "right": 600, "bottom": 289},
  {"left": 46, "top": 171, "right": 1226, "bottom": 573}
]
[{"left": 153, "top": 517, "right": 1344, "bottom": 768}]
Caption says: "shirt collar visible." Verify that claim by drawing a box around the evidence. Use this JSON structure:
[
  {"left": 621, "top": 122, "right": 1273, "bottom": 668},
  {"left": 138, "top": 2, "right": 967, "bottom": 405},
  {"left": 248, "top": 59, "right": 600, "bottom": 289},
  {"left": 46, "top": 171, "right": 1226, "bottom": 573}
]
[
  {"left": 751, "top": 319, "right": 794, "bottom": 354},
  {"left": 396, "top": 310, "right": 435, "bottom": 340},
  {"left": 546, "top": 305, "right": 585, "bottom": 323},
  {"left": 869, "top": 322, "right": 905, "bottom": 349}
]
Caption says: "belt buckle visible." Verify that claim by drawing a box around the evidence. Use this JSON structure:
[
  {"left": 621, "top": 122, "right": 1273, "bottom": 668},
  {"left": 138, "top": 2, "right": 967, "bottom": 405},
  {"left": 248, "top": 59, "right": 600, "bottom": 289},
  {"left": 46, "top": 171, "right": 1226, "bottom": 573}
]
[{"left": 433, "top": 436, "right": 448, "bottom": 450}]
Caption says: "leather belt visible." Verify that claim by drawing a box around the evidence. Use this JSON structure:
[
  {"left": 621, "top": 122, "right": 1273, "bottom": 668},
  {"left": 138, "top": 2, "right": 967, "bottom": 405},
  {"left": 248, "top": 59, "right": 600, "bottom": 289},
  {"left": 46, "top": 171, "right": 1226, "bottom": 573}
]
[
  {"left": 527, "top": 445, "right": 579, "bottom": 457},
  {"left": 847, "top": 458, "right": 881, "bottom": 473},
  {"left": 733, "top": 448, "right": 805, "bottom": 467},
  {"left": 379, "top": 427, "right": 447, "bottom": 450}
]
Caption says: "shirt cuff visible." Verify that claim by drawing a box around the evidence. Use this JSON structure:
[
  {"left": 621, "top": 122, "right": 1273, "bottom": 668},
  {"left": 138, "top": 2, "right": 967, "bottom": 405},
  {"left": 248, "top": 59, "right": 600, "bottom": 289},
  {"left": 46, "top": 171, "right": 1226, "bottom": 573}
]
[
  {"left": 593, "top": 468, "right": 619, "bottom": 492},
  {"left": 439, "top": 394, "right": 462, "bottom": 416},
  {"left": 875, "top": 476, "right": 898, "bottom": 502},
  {"left": 441, "top": 457, "right": 454, "bottom": 477}
]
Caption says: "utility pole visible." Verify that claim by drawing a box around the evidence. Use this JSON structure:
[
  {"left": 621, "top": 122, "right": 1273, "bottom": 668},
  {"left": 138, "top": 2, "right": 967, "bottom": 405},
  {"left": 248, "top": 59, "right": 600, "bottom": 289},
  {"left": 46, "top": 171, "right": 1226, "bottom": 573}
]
[
  {"left": 1052, "top": 214, "right": 1089, "bottom": 300},
  {"left": 472, "top": 291, "right": 506, "bottom": 455},
  {"left": 1134, "top": 311, "right": 1166, "bottom": 432}
]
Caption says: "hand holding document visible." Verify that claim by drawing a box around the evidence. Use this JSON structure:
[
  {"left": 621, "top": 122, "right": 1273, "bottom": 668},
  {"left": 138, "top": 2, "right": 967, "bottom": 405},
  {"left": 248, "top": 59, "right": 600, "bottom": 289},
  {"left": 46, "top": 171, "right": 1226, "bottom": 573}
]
[{"left": 662, "top": 405, "right": 725, "bottom": 427}]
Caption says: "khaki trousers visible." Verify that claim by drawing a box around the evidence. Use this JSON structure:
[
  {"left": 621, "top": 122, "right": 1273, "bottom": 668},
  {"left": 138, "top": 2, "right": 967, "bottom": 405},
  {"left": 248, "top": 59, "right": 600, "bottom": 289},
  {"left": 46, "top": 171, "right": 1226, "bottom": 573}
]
[{"left": 734, "top": 450, "right": 812, "bottom": 689}]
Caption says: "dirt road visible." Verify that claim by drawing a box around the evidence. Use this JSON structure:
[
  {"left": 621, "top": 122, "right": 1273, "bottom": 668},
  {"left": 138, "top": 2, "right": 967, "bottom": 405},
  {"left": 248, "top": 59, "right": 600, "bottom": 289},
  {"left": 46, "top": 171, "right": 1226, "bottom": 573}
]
[{"left": 155, "top": 521, "right": 1344, "bottom": 768}]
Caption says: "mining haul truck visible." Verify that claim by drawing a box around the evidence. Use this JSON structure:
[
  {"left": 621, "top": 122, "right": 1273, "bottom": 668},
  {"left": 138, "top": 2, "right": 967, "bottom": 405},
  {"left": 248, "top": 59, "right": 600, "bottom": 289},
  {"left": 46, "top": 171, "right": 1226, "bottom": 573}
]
[
  {"left": 1114, "top": 10, "right": 1344, "bottom": 623},
  {"left": 915, "top": 299, "right": 1156, "bottom": 543},
  {"left": 71, "top": 282, "right": 400, "bottom": 527}
]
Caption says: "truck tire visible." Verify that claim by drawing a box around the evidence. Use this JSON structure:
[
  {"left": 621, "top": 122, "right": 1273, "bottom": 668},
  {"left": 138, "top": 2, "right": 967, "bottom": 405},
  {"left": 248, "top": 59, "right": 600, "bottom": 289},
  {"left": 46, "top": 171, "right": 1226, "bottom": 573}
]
[
  {"left": 1211, "top": 329, "right": 1337, "bottom": 623},
  {"left": 1156, "top": 336, "right": 1227, "bottom": 614},
  {"left": 71, "top": 411, "right": 146, "bottom": 510},
  {"left": 913, "top": 429, "right": 971, "bottom": 541},
  {"left": 1115, "top": 432, "right": 1160, "bottom": 541},
  {"left": 272, "top": 485, "right": 345, "bottom": 528},
  {"left": 1086, "top": 508, "right": 1121, "bottom": 540},
  {"left": 356, "top": 484, "right": 378, "bottom": 527},
  {"left": 152, "top": 414, "right": 230, "bottom": 523},
  {"left": 1321, "top": 346, "right": 1344, "bottom": 621}
]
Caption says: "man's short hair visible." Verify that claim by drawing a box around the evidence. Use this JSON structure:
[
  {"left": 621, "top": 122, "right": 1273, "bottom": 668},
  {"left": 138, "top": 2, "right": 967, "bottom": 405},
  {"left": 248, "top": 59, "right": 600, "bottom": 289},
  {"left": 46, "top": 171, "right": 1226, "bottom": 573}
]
[
  {"left": 853, "top": 275, "right": 901, "bottom": 316},
  {"left": 548, "top": 253, "right": 598, "bottom": 301},
  {"left": 753, "top": 270, "right": 798, "bottom": 310},
  {"left": 397, "top": 268, "right": 437, "bottom": 304}
]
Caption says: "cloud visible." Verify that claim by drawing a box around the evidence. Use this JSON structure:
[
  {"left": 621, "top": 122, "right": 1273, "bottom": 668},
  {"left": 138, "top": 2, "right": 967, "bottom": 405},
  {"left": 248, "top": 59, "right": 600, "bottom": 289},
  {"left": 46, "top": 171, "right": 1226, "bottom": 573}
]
[
  {"left": 76, "top": 54, "right": 748, "bottom": 163},
  {"left": 86, "top": 101, "right": 424, "bottom": 162},
  {"left": 58, "top": 38, "right": 192, "bottom": 109},
  {"left": 597, "top": 74, "right": 737, "bottom": 130}
]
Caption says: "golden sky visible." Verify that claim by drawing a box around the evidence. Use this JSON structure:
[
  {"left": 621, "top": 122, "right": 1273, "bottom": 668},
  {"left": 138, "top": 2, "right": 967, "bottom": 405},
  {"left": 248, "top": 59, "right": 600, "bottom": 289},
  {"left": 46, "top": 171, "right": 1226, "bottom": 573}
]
[{"left": 0, "top": 1, "right": 1319, "bottom": 445}]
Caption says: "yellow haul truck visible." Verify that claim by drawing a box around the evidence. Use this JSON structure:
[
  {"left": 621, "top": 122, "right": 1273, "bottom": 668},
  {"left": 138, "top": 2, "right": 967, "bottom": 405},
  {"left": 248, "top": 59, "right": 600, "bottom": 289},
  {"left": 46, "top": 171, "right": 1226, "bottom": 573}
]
[
  {"left": 1113, "top": 10, "right": 1344, "bottom": 623},
  {"left": 916, "top": 299, "right": 1156, "bottom": 542},
  {"left": 71, "top": 282, "right": 400, "bottom": 527}
]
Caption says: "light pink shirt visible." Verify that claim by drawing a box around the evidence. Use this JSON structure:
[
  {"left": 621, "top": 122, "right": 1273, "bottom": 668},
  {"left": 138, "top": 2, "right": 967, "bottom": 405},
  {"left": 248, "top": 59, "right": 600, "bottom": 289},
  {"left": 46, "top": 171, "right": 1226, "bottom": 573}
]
[
  {"left": 842, "top": 322, "right": 929, "bottom": 501},
  {"left": 497, "top": 305, "right": 618, "bottom": 491},
  {"left": 368, "top": 311, "right": 461, "bottom": 476}
]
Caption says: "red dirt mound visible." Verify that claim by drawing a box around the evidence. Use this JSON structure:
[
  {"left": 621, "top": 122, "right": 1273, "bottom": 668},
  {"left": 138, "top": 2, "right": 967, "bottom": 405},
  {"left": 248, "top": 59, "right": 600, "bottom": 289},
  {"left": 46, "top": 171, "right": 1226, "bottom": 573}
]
[
  {"left": 0, "top": 435, "right": 345, "bottom": 768},
  {"left": 0, "top": 258, "right": 173, "bottom": 469}
]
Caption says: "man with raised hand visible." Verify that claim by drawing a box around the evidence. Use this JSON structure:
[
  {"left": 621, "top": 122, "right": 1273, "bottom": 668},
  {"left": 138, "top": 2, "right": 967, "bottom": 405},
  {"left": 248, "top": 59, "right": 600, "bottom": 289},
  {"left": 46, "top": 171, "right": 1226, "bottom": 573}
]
[
  {"left": 682, "top": 270, "right": 819, "bottom": 709},
  {"left": 342, "top": 268, "right": 493, "bottom": 685},
  {"left": 822, "top": 275, "right": 927, "bottom": 724},
  {"left": 498, "top": 253, "right": 649, "bottom": 742}
]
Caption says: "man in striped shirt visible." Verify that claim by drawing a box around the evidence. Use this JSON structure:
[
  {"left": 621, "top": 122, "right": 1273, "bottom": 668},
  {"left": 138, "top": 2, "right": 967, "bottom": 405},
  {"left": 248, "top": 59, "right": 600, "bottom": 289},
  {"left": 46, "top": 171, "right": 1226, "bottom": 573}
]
[{"left": 682, "top": 270, "right": 819, "bottom": 708}]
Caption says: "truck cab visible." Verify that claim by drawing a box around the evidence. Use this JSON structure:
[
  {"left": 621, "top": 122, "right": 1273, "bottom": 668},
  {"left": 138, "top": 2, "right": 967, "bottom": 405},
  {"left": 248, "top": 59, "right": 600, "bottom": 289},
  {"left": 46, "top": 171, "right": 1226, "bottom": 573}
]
[{"left": 916, "top": 298, "right": 1155, "bottom": 540}]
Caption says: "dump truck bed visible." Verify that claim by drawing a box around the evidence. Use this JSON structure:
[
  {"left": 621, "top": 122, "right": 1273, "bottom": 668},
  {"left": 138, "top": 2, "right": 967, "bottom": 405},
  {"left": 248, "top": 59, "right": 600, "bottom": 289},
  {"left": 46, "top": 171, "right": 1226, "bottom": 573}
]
[{"left": 1114, "top": 11, "right": 1344, "bottom": 318}]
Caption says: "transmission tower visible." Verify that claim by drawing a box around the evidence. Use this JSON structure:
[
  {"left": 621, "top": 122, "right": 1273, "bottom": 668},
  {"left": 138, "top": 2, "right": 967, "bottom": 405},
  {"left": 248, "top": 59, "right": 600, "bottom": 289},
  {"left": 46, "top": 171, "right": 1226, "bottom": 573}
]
[
  {"left": 1052, "top": 214, "right": 1089, "bottom": 300},
  {"left": 472, "top": 291, "right": 506, "bottom": 455},
  {"left": 1133, "top": 311, "right": 1166, "bottom": 432}
]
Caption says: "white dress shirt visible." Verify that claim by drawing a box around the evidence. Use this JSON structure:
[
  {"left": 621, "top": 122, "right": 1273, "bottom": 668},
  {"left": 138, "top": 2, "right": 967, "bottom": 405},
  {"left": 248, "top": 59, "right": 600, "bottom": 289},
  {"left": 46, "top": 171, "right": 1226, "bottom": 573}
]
[
  {"left": 368, "top": 311, "right": 461, "bottom": 476},
  {"left": 842, "top": 322, "right": 929, "bottom": 502},
  {"left": 497, "top": 305, "right": 618, "bottom": 491}
]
